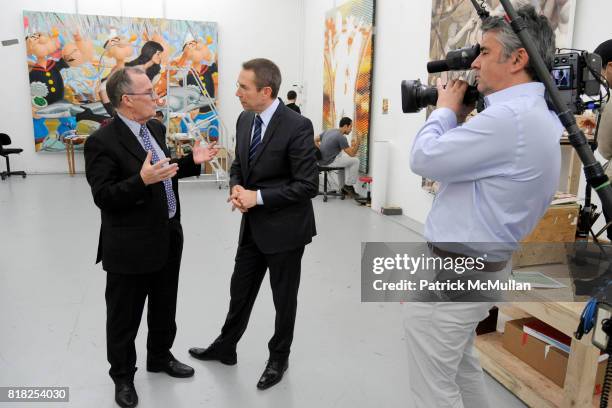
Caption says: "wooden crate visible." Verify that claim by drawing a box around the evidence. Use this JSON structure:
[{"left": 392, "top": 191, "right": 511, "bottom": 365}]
[{"left": 513, "top": 204, "right": 579, "bottom": 267}]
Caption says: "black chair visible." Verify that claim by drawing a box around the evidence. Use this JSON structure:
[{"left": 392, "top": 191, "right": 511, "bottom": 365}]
[
  {"left": 0, "top": 133, "right": 26, "bottom": 180},
  {"left": 315, "top": 147, "right": 344, "bottom": 202}
]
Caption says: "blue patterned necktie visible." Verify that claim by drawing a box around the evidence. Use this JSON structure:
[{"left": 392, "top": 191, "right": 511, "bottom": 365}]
[
  {"left": 139, "top": 124, "right": 177, "bottom": 216},
  {"left": 249, "top": 115, "right": 263, "bottom": 162}
]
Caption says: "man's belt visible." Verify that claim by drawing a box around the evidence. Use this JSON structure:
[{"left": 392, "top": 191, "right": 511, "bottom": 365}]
[{"left": 427, "top": 242, "right": 508, "bottom": 273}]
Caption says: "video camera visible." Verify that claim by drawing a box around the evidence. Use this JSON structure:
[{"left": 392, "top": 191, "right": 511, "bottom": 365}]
[
  {"left": 401, "top": 46, "right": 604, "bottom": 115},
  {"left": 401, "top": 45, "right": 481, "bottom": 114}
]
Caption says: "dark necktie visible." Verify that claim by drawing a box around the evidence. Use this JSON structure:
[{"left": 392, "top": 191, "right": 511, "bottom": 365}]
[
  {"left": 249, "top": 115, "right": 263, "bottom": 162},
  {"left": 139, "top": 124, "right": 177, "bottom": 216}
]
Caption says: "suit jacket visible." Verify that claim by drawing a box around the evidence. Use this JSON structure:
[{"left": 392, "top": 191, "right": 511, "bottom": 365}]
[
  {"left": 231, "top": 100, "right": 318, "bottom": 254},
  {"left": 286, "top": 103, "right": 301, "bottom": 114},
  {"left": 84, "top": 116, "right": 201, "bottom": 274}
]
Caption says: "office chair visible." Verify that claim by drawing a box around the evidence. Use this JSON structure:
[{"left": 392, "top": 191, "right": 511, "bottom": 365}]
[{"left": 0, "top": 133, "right": 27, "bottom": 180}]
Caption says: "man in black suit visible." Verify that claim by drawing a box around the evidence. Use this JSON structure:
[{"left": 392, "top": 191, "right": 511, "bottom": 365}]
[
  {"left": 189, "top": 58, "right": 318, "bottom": 390},
  {"left": 85, "top": 66, "right": 218, "bottom": 408},
  {"left": 285, "top": 90, "right": 301, "bottom": 114}
]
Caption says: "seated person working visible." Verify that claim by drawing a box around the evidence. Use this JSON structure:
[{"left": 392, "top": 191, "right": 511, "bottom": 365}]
[{"left": 315, "top": 117, "right": 362, "bottom": 197}]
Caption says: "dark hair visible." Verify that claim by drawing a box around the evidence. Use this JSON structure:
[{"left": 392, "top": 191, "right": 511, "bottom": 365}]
[
  {"left": 339, "top": 117, "right": 352, "bottom": 128},
  {"left": 595, "top": 39, "right": 612, "bottom": 67},
  {"left": 481, "top": 5, "right": 555, "bottom": 80},
  {"left": 242, "top": 58, "right": 282, "bottom": 98},
  {"left": 106, "top": 66, "right": 145, "bottom": 108},
  {"left": 126, "top": 41, "right": 163, "bottom": 80},
  {"left": 287, "top": 90, "right": 297, "bottom": 100}
]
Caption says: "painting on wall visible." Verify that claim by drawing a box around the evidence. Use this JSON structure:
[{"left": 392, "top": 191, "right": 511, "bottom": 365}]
[
  {"left": 322, "top": 0, "right": 375, "bottom": 173},
  {"left": 23, "top": 11, "right": 218, "bottom": 152},
  {"left": 423, "top": 0, "right": 576, "bottom": 193}
]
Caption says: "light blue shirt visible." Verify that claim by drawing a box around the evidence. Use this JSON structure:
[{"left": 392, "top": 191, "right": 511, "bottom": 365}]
[
  {"left": 252, "top": 98, "right": 280, "bottom": 205},
  {"left": 410, "top": 82, "right": 563, "bottom": 247},
  {"left": 117, "top": 112, "right": 175, "bottom": 218}
]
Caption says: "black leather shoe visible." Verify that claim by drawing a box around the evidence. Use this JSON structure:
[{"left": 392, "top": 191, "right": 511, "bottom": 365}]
[
  {"left": 115, "top": 382, "right": 138, "bottom": 408},
  {"left": 188, "top": 347, "right": 237, "bottom": 365},
  {"left": 341, "top": 185, "right": 356, "bottom": 197},
  {"left": 256, "top": 359, "right": 288, "bottom": 390},
  {"left": 147, "top": 358, "right": 194, "bottom": 378}
]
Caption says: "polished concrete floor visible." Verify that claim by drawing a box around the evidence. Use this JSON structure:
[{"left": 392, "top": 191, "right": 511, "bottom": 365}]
[{"left": 0, "top": 175, "right": 526, "bottom": 408}]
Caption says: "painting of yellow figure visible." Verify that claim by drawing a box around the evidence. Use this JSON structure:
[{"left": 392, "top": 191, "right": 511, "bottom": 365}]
[
  {"left": 23, "top": 10, "right": 218, "bottom": 152},
  {"left": 323, "top": 0, "right": 375, "bottom": 173},
  {"left": 422, "top": 0, "right": 576, "bottom": 193}
]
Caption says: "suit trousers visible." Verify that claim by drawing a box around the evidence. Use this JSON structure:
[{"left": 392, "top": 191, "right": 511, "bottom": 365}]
[
  {"left": 212, "top": 222, "right": 304, "bottom": 361},
  {"left": 105, "top": 219, "right": 183, "bottom": 384}
]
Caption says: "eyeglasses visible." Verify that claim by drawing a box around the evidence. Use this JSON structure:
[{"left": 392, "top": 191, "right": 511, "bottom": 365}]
[
  {"left": 236, "top": 82, "right": 267, "bottom": 92},
  {"left": 124, "top": 91, "right": 159, "bottom": 100}
]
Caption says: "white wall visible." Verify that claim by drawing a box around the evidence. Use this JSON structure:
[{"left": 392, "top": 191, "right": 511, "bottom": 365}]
[
  {"left": 303, "top": 0, "right": 612, "bottom": 227},
  {"left": 0, "top": 0, "right": 302, "bottom": 174}
]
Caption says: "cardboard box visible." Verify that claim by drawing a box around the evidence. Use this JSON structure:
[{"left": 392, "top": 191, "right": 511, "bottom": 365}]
[
  {"left": 512, "top": 204, "right": 579, "bottom": 267},
  {"left": 503, "top": 317, "right": 607, "bottom": 394}
]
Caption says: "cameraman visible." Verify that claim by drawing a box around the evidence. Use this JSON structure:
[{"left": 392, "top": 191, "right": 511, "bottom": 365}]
[
  {"left": 594, "top": 39, "right": 612, "bottom": 239},
  {"left": 405, "top": 6, "right": 561, "bottom": 407}
]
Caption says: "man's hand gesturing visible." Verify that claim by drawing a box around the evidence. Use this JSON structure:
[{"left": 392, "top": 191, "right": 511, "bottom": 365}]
[{"left": 140, "top": 150, "right": 178, "bottom": 185}]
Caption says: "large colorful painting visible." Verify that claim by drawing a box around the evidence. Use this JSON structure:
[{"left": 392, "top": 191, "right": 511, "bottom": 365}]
[
  {"left": 323, "top": 0, "right": 375, "bottom": 173},
  {"left": 422, "top": 0, "right": 576, "bottom": 193},
  {"left": 23, "top": 11, "right": 218, "bottom": 152}
]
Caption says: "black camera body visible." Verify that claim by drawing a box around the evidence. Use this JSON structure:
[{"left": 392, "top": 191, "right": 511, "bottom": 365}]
[
  {"left": 402, "top": 45, "right": 481, "bottom": 114},
  {"left": 551, "top": 51, "right": 602, "bottom": 114}
]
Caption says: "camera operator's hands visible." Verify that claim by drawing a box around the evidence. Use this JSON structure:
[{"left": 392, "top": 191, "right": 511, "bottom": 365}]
[{"left": 436, "top": 78, "right": 475, "bottom": 123}]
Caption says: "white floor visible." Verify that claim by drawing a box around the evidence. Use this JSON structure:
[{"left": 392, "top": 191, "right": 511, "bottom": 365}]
[{"left": 0, "top": 174, "right": 526, "bottom": 408}]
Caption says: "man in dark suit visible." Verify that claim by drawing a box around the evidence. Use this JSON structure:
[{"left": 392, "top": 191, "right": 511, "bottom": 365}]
[
  {"left": 285, "top": 90, "right": 301, "bottom": 114},
  {"left": 189, "top": 58, "right": 318, "bottom": 390},
  {"left": 85, "top": 66, "right": 218, "bottom": 408}
]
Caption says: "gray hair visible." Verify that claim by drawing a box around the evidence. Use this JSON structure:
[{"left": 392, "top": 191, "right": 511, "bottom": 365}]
[
  {"left": 106, "top": 66, "right": 146, "bottom": 108},
  {"left": 481, "top": 5, "right": 555, "bottom": 80}
]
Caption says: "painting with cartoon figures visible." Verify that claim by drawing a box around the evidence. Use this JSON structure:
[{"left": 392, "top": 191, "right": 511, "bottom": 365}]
[
  {"left": 322, "top": 0, "right": 375, "bottom": 174},
  {"left": 23, "top": 11, "right": 218, "bottom": 152}
]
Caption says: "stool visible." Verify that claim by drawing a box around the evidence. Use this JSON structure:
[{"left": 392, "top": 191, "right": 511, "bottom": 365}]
[
  {"left": 62, "top": 133, "right": 88, "bottom": 176},
  {"left": 355, "top": 176, "right": 372, "bottom": 206},
  {"left": 317, "top": 165, "right": 345, "bottom": 202}
]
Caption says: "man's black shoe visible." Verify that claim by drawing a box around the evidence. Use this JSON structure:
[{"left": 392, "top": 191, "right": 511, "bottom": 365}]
[
  {"left": 188, "top": 347, "right": 237, "bottom": 365},
  {"left": 341, "top": 185, "right": 357, "bottom": 197},
  {"left": 115, "top": 382, "right": 138, "bottom": 408},
  {"left": 146, "top": 357, "right": 195, "bottom": 378},
  {"left": 256, "top": 359, "right": 288, "bottom": 390}
]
